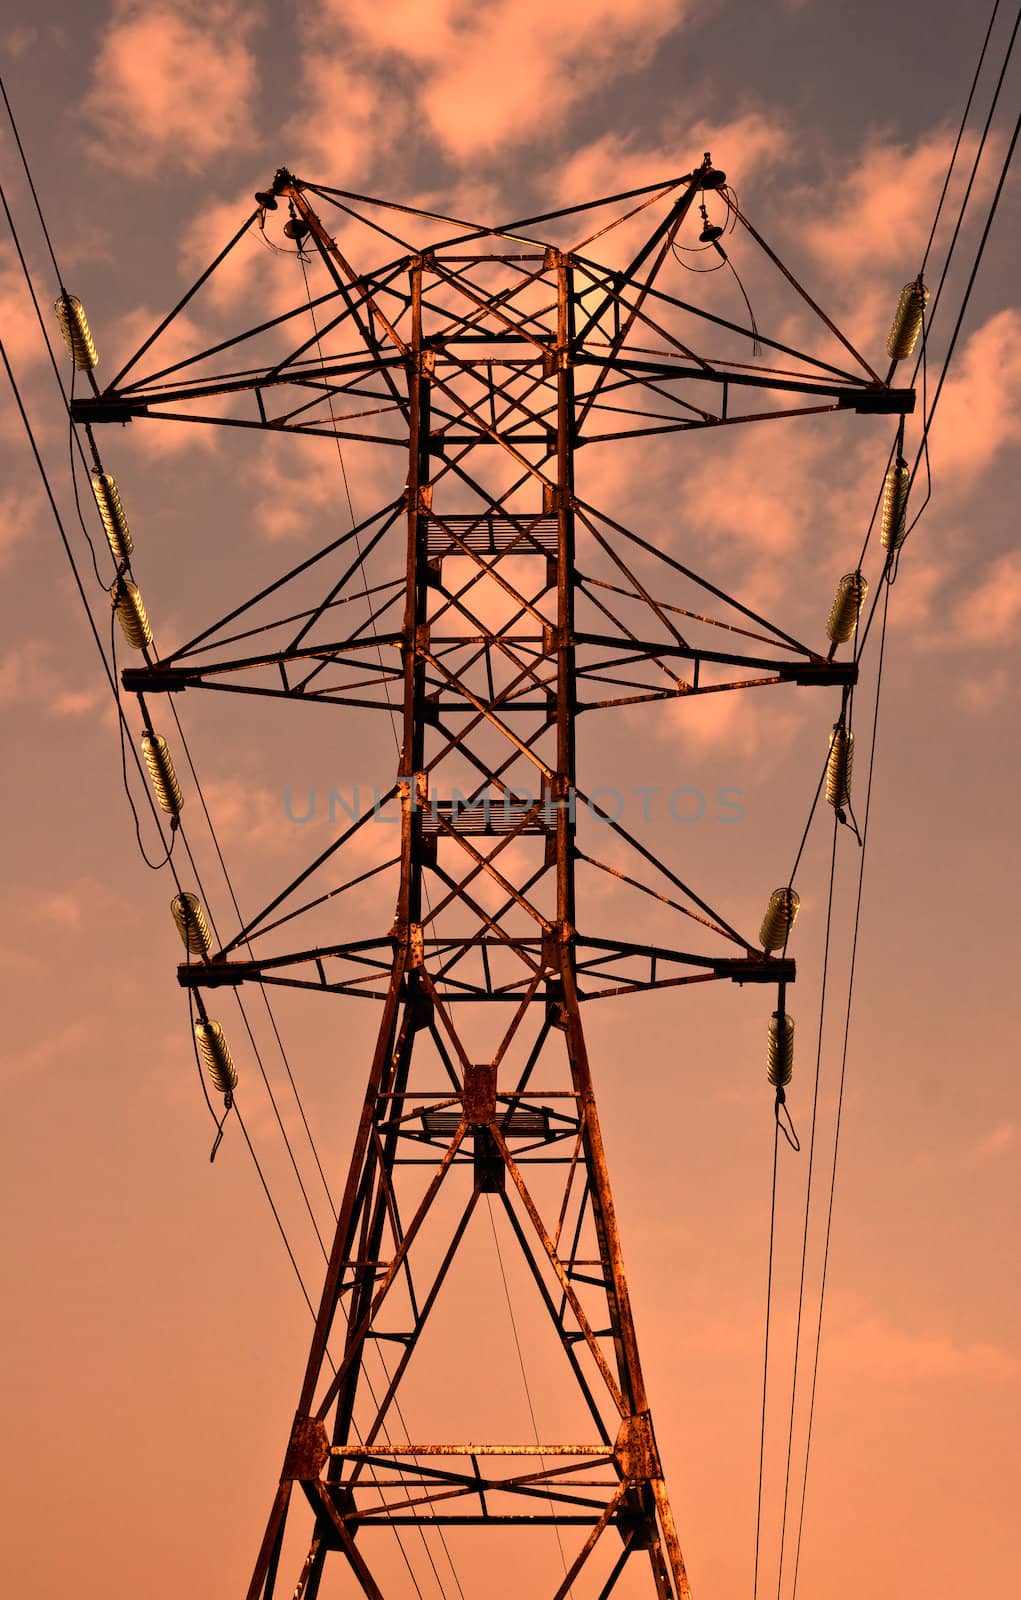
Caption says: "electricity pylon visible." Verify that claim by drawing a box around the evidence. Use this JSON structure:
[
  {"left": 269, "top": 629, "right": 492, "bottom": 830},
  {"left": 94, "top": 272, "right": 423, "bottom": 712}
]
[{"left": 75, "top": 155, "right": 911, "bottom": 1597}]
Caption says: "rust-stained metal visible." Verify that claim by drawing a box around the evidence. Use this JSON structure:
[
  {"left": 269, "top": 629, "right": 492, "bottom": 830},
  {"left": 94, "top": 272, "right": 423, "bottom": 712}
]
[
  {"left": 283, "top": 1416, "right": 331, "bottom": 1481},
  {"left": 84, "top": 160, "right": 911, "bottom": 1597}
]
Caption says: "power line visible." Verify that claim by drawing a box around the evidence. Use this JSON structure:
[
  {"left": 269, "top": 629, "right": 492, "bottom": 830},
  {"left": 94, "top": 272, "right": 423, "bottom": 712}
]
[
  {"left": 767, "top": 21, "right": 1020, "bottom": 1578},
  {"left": 0, "top": 318, "right": 324, "bottom": 1265},
  {"left": 851, "top": 0, "right": 1014, "bottom": 576},
  {"left": 0, "top": 74, "right": 65, "bottom": 289},
  {"left": 1, "top": 75, "right": 345, "bottom": 1286},
  {"left": 0, "top": 333, "right": 180, "bottom": 876},
  {"left": 920, "top": 0, "right": 1004, "bottom": 275},
  {"left": 2, "top": 94, "right": 451, "bottom": 1593},
  {"left": 752, "top": 1118, "right": 781, "bottom": 1600},
  {"left": 858, "top": 28, "right": 1020, "bottom": 637},
  {"left": 0, "top": 112, "right": 443, "bottom": 1599},
  {"left": 775, "top": 816, "right": 840, "bottom": 1599},
  {"left": 901, "top": 95, "right": 1020, "bottom": 528},
  {"left": 788, "top": 580, "right": 891, "bottom": 1599}
]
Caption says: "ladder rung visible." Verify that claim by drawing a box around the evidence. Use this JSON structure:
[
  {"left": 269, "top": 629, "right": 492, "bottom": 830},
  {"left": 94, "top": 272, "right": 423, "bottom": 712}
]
[
  {"left": 421, "top": 800, "right": 549, "bottom": 836},
  {"left": 426, "top": 514, "right": 557, "bottom": 557}
]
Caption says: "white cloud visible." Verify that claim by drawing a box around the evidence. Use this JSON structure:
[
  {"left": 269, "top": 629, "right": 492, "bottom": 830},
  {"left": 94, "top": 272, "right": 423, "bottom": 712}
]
[
  {"left": 294, "top": 0, "right": 697, "bottom": 170},
  {"left": 928, "top": 309, "right": 1021, "bottom": 481},
  {"left": 84, "top": 0, "right": 263, "bottom": 176},
  {"left": 802, "top": 128, "right": 997, "bottom": 277}
]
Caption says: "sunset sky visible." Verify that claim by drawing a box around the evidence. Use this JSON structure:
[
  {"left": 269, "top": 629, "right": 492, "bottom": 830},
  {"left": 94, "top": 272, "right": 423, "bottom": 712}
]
[{"left": 2, "top": 3, "right": 1019, "bottom": 1598}]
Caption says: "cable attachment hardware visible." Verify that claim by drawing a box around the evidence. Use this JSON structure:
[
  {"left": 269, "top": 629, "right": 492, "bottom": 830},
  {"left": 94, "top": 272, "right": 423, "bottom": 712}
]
[
  {"left": 209, "top": 1095, "right": 233, "bottom": 1162},
  {"left": 767, "top": 1009, "right": 794, "bottom": 1088},
  {"left": 826, "top": 571, "right": 868, "bottom": 649},
  {"left": 774, "top": 1084, "right": 801, "bottom": 1152},
  {"left": 90, "top": 471, "right": 132, "bottom": 565},
  {"left": 283, "top": 201, "right": 310, "bottom": 248},
  {"left": 195, "top": 1019, "right": 238, "bottom": 1096},
  {"left": 111, "top": 577, "right": 152, "bottom": 650},
  {"left": 172, "top": 892, "right": 214, "bottom": 958},
  {"left": 760, "top": 887, "right": 800, "bottom": 952},
  {"left": 698, "top": 199, "right": 724, "bottom": 244},
  {"left": 698, "top": 152, "right": 727, "bottom": 190},
  {"left": 881, "top": 456, "right": 910, "bottom": 551},
  {"left": 54, "top": 293, "right": 98, "bottom": 370},
  {"left": 825, "top": 724, "right": 854, "bottom": 815},
  {"left": 887, "top": 277, "right": 929, "bottom": 362},
  {"left": 140, "top": 732, "right": 183, "bottom": 820}
]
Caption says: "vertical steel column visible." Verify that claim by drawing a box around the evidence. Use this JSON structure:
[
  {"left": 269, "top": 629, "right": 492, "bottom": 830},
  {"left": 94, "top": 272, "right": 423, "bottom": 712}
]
[
  {"left": 554, "top": 250, "right": 578, "bottom": 938},
  {"left": 398, "top": 256, "right": 430, "bottom": 934}
]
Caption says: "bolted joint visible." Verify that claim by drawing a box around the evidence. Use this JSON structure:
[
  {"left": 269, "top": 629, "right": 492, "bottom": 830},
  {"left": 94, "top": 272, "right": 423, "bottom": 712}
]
[
  {"left": 463, "top": 1062, "right": 497, "bottom": 1124},
  {"left": 323, "top": 1484, "right": 358, "bottom": 1545},
  {"left": 282, "top": 1415, "right": 329, "bottom": 1481},
  {"left": 542, "top": 624, "right": 570, "bottom": 655},
  {"left": 614, "top": 1413, "right": 663, "bottom": 1483},
  {"left": 544, "top": 973, "right": 568, "bottom": 1029},
  {"left": 615, "top": 1484, "right": 658, "bottom": 1550},
  {"left": 398, "top": 622, "right": 432, "bottom": 658},
  {"left": 405, "top": 975, "right": 433, "bottom": 1031}
]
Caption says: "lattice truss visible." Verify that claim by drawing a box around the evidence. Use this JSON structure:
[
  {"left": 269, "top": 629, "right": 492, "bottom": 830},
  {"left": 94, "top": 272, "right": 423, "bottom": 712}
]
[{"left": 75, "top": 158, "right": 911, "bottom": 1598}]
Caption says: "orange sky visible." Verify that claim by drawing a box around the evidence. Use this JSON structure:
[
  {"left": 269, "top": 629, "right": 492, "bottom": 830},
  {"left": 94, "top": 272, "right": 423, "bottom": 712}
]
[{"left": 2, "top": 3, "right": 1019, "bottom": 1597}]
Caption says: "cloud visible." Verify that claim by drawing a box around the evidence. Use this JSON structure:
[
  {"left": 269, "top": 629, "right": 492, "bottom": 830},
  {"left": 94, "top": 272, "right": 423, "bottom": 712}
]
[
  {"left": 952, "top": 549, "right": 1021, "bottom": 646},
  {"left": 954, "top": 666, "right": 1010, "bottom": 714},
  {"left": 0, "top": 244, "right": 50, "bottom": 375},
  {"left": 298, "top": 0, "right": 696, "bottom": 168},
  {"left": 669, "top": 684, "right": 805, "bottom": 763},
  {"left": 197, "top": 778, "right": 294, "bottom": 852},
  {"left": 824, "top": 1305, "right": 1020, "bottom": 1383},
  {"left": 284, "top": 30, "right": 410, "bottom": 190},
  {"left": 967, "top": 1120, "right": 1017, "bottom": 1164},
  {"left": 420, "top": 0, "right": 692, "bottom": 158},
  {"left": 179, "top": 191, "right": 279, "bottom": 316},
  {"left": 27, "top": 877, "right": 140, "bottom": 933},
  {"left": 252, "top": 432, "right": 401, "bottom": 543},
  {"left": 802, "top": 128, "right": 995, "bottom": 277},
  {"left": 928, "top": 309, "right": 1021, "bottom": 481},
  {"left": 0, "top": 486, "right": 46, "bottom": 571},
  {"left": 0, "top": 641, "right": 45, "bottom": 705},
  {"left": 1, "top": 25, "right": 37, "bottom": 58},
  {"left": 673, "top": 1296, "right": 1021, "bottom": 1386},
  {"left": 83, "top": 0, "right": 263, "bottom": 176},
  {"left": 101, "top": 304, "right": 219, "bottom": 457},
  {"left": 51, "top": 686, "right": 106, "bottom": 717},
  {"left": 888, "top": 556, "right": 949, "bottom": 636},
  {"left": 0, "top": 640, "right": 112, "bottom": 719},
  {"left": 679, "top": 420, "right": 835, "bottom": 560},
  {"left": 31, "top": 891, "right": 88, "bottom": 930},
  {"left": 5, "top": 1020, "right": 93, "bottom": 1086},
  {"left": 556, "top": 111, "right": 790, "bottom": 223}
]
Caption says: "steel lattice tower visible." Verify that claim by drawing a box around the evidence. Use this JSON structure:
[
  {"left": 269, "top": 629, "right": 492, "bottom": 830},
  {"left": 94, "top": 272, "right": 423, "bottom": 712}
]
[{"left": 75, "top": 156, "right": 911, "bottom": 1597}]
